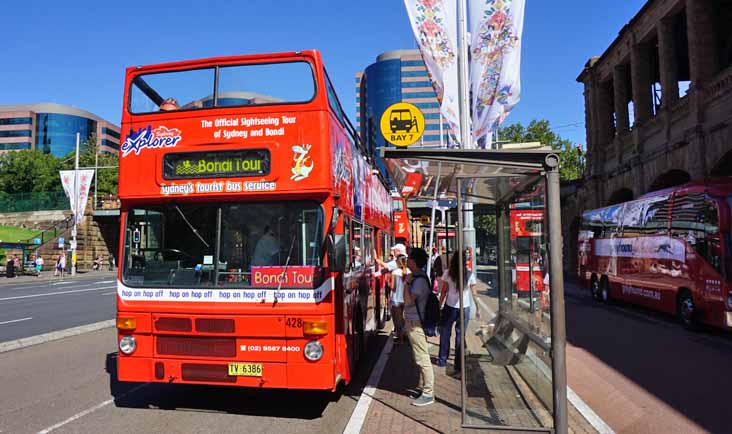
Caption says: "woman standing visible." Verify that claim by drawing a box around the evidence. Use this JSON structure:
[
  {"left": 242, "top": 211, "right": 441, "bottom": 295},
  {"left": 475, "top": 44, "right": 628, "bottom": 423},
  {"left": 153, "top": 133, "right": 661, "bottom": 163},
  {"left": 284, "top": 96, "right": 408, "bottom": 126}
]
[{"left": 436, "top": 253, "right": 479, "bottom": 373}]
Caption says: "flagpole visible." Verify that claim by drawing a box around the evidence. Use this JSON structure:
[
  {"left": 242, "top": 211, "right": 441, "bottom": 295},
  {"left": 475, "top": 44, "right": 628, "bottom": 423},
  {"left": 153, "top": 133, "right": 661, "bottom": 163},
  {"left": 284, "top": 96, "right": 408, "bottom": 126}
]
[
  {"left": 457, "top": 0, "right": 476, "bottom": 292},
  {"left": 72, "top": 133, "right": 80, "bottom": 276}
]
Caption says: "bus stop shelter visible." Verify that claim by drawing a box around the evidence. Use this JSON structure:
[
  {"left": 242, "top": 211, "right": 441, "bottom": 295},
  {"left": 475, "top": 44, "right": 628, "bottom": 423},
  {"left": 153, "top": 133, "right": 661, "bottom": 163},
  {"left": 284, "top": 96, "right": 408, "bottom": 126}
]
[{"left": 380, "top": 146, "right": 568, "bottom": 433}]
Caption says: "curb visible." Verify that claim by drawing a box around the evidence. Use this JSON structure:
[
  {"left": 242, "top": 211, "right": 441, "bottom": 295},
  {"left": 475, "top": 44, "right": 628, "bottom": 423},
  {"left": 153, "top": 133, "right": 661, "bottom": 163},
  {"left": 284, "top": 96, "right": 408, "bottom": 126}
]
[{"left": 0, "top": 319, "right": 115, "bottom": 354}]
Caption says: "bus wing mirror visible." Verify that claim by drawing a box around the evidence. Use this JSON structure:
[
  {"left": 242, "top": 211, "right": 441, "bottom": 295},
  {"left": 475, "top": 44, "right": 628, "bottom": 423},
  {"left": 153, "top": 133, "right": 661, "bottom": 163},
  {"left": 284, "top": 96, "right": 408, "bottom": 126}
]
[{"left": 328, "top": 234, "right": 347, "bottom": 273}]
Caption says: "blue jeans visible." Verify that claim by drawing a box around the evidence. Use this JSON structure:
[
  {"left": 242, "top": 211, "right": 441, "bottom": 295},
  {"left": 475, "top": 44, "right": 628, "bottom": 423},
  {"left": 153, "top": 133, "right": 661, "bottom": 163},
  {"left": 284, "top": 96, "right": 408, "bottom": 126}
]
[{"left": 437, "top": 305, "right": 470, "bottom": 370}]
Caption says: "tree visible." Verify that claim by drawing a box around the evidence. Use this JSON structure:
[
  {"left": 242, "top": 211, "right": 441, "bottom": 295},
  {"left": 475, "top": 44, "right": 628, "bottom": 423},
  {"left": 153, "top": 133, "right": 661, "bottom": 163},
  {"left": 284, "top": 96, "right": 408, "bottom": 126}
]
[
  {"left": 498, "top": 119, "right": 585, "bottom": 181},
  {"left": 59, "top": 134, "right": 119, "bottom": 197},
  {"left": 0, "top": 150, "right": 61, "bottom": 194}
]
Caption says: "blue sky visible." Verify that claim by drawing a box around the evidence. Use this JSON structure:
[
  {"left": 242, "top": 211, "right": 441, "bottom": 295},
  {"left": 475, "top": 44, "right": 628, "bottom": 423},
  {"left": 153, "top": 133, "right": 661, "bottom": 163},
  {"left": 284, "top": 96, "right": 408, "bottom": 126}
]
[{"left": 1, "top": 0, "right": 647, "bottom": 147}]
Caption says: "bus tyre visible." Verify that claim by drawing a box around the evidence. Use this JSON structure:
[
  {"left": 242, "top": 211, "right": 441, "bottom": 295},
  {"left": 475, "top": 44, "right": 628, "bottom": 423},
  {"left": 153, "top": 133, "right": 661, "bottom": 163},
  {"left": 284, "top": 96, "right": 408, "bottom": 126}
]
[
  {"left": 678, "top": 290, "right": 698, "bottom": 330},
  {"left": 590, "top": 276, "right": 600, "bottom": 301},
  {"left": 599, "top": 278, "right": 610, "bottom": 304},
  {"left": 353, "top": 308, "right": 366, "bottom": 364}
]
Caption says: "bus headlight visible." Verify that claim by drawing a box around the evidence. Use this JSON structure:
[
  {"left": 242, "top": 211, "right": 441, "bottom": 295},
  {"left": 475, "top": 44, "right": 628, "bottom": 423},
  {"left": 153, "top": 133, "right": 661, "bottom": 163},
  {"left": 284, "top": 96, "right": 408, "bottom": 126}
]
[
  {"left": 303, "top": 340, "right": 323, "bottom": 361},
  {"left": 119, "top": 336, "right": 137, "bottom": 355}
]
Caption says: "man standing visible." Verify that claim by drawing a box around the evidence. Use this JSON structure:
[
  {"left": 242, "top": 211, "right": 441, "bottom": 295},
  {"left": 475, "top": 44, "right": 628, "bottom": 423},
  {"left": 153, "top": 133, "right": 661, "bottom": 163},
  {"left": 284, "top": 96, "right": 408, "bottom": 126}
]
[
  {"left": 252, "top": 226, "right": 280, "bottom": 266},
  {"left": 403, "top": 247, "right": 434, "bottom": 406}
]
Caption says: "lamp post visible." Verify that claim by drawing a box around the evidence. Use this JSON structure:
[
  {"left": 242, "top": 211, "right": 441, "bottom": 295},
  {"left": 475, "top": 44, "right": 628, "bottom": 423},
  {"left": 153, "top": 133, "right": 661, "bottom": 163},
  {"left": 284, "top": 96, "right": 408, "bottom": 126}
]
[{"left": 71, "top": 133, "right": 80, "bottom": 276}]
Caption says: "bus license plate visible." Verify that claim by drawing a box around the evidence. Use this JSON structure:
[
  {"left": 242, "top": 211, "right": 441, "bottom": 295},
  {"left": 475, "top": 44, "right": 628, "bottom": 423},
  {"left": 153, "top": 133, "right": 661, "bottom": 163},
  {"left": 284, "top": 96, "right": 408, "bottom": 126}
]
[{"left": 228, "top": 363, "right": 263, "bottom": 377}]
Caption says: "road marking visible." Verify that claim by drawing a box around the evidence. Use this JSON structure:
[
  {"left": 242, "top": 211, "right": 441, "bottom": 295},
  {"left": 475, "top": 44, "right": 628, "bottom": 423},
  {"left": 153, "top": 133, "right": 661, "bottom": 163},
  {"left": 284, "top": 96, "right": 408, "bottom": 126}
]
[
  {"left": 101, "top": 291, "right": 117, "bottom": 295},
  {"left": 0, "top": 286, "right": 115, "bottom": 302},
  {"left": 474, "top": 296, "right": 616, "bottom": 434},
  {"left": 0, "top": 319, "right": 114, "bottom": 353},
  {"left": 51, "top": 281, "right": 74, "bottom": 286},
  {"left": 0, "top": 317, "right": 32, "bottom": 325},
  {"left": 99, "top": 280, "right": 115, "bottom": 283},
  {"left": 343, "top": 336, "right": 394, "bottom": 434},
  {"left": 36, "top": 383, "right": 148, "bottom": 434}
]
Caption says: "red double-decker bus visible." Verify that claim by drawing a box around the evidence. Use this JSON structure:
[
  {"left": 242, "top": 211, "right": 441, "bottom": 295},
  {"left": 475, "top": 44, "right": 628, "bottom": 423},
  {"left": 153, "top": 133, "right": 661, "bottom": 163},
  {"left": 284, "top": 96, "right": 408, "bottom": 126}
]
[
  {"left": 510, "top": 208, "right": 545, "bottom": 295},
  {"left": 392, "top": 194, "right": 411, "bottom": 246},
  {"left": 115, "top": 51, "right": 392, "bottom": 390},
  {"left": 578, "top": 179, "right": 732, "bottom": 330}
]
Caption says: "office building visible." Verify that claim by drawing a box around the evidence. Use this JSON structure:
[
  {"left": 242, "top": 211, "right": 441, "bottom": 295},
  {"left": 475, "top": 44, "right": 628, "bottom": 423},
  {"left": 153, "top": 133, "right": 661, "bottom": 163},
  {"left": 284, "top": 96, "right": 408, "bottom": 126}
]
[
  {"left": 0, "top": 103, "right": 120, "bottom": 156},
  {"left": 356, "top": 50, "right": 450, "bottom": 177}
]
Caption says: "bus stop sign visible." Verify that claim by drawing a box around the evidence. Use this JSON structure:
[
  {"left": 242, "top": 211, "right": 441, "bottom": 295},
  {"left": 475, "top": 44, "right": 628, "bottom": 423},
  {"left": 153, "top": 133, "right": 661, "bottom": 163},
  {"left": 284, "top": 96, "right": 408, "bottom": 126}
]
[{"left": 380, "top": 102, "right": 424, "bottom": 147}]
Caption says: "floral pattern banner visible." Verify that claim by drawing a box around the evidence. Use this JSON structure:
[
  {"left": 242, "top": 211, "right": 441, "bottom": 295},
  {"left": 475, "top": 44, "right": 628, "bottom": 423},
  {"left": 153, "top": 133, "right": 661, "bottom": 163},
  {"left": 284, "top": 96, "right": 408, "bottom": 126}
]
[
  {"left": 404, "top": 0, "right": 461, "bottom": 143},
  {"left": 59, "top": 169, "right": 95, "bottom": 224},
  {"left": 469, "top": 0, "right": 525, "bottom": 145}
]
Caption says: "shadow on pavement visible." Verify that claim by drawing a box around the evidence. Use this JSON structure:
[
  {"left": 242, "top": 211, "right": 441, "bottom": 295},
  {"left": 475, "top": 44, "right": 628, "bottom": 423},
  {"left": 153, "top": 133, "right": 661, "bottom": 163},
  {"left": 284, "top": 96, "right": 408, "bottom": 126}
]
[
  {"left": 104, "top": 333, "right": 390, "bottom": 420},
  {"left": 564, "top": 283, "right": 732, "bottom": 434}
]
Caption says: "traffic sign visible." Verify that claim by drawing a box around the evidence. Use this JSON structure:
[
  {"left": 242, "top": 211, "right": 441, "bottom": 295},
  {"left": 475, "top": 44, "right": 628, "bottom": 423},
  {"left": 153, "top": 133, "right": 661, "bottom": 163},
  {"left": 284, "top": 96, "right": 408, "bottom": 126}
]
[
  {"left": 33, "top": 238, "right": 41, "bottom": 245},
  {"left": 70, "top": 240, "right": 77, "bottom": 250},
  {"left": 380, "top": 102, "right": 424, "bottom": 147},
  {"left": 419, "top": 215, "right": 430, "bottom": 225},
  {"left": 58, "top": 237, "right": 65, "bottom": 249}
]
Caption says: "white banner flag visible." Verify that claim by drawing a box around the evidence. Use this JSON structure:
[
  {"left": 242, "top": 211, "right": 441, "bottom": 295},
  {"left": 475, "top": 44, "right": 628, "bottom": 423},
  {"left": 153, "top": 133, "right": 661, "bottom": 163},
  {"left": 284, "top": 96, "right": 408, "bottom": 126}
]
[
  {"left": 59, "top": 169, "right": 95, "bottom": 224},
  {"left": 404, "top": 0, "right": 461, "bottom": 143},
  {"left": 469, "top": 0, "right": 525, "bottom": 145}
]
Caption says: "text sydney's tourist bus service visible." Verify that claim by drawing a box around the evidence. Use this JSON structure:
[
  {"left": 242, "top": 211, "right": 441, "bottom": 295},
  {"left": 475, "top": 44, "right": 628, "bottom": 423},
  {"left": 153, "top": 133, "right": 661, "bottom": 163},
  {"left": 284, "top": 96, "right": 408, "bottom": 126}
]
[
  {"left": 578, "top": 179, "right": 732, "bottom": 330},
  {"left": 116, "top": 51, "right": 393, "bottom": 390}
]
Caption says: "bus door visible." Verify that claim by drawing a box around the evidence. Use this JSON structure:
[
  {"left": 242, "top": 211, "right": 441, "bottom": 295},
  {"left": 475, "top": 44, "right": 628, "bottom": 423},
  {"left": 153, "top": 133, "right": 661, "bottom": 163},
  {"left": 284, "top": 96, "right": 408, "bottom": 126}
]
[{"left": 670, "top": 194, "right": 724, "bottom": 310}]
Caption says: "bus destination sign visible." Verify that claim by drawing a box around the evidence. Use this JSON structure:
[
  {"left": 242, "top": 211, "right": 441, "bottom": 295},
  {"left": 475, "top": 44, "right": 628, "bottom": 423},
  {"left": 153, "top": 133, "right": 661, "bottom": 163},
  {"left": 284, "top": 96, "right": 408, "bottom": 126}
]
[{"left": 163, "top": 149, "right": 270, "bottom": 180}]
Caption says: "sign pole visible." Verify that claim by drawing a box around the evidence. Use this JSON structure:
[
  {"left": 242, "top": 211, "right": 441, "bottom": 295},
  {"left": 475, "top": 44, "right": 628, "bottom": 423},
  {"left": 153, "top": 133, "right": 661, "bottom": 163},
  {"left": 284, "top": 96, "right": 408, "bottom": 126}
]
[{"left": 71, "top": 133, "right": 80, "bottom": 276}]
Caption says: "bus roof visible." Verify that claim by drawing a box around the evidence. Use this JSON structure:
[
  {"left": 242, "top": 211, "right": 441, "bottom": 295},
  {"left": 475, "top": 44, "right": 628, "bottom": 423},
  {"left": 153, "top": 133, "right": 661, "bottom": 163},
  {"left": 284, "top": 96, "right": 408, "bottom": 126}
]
[
  {"left": 126, "top": 50, "right": 322, "bottom": 75},
  {"left": 638, "top": 177, "right": 732, "bottom": 199}
]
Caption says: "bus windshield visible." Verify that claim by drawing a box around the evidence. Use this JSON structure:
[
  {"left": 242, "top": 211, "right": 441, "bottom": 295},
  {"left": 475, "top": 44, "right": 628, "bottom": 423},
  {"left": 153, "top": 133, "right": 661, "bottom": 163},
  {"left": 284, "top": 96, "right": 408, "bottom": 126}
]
[
  {"left": 129, "top": 61, "right": 316, "bottom": 114},
  {"left": 122, "top": 200, "right": 323, "bottom": 288}
]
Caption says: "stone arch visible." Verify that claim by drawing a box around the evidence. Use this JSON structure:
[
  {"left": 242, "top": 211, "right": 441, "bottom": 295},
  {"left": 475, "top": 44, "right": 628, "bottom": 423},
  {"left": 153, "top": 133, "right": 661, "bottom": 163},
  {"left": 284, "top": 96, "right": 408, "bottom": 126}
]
[
  {"left": 647, "top": 169, "right": 691, "bottom": 193},
  {"left": 710, "top": 148, "right": 732, "bottom": 177},
  {"left": 606, "top": 188, "right": 634, "bottom": 206}
]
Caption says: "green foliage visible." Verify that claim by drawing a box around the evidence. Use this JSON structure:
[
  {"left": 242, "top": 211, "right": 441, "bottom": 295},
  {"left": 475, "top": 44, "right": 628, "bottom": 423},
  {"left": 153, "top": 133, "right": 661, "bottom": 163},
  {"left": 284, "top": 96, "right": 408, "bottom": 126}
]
[
  {"left": 498, "top": 119, "right": 585, "bottom": 181},
  {"left": 0, "top": 150, "right": 62, "bottom": 194},
  {"left": 60, "top": 135, "right": 119, "bottom": 197},
  {"left": 0, "top": 134, "right": 119, "bottom": 202}
]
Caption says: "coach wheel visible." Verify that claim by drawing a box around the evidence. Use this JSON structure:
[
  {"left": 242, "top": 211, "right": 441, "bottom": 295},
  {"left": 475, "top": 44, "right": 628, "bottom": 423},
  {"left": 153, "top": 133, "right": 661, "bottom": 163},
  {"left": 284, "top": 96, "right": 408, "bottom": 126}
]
[
  {"left": 590, "top": 276, "right": 600, "bottom": 301},
  {"left": 600, "top": 278, "right": 610, "bottom": 303},
  {"left": 678, "top": 290, "right": 698, "bottom": 330}
]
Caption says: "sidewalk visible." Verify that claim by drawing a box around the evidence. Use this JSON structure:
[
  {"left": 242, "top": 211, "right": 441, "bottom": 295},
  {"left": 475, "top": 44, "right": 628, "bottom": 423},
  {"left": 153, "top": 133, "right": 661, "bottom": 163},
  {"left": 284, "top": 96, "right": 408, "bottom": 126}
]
[
  {"left": 0, "top": 269, "right": 116, "bottom": 285},
  {"left": 356, "top": 281, "right": 600, "bottom": 434}
]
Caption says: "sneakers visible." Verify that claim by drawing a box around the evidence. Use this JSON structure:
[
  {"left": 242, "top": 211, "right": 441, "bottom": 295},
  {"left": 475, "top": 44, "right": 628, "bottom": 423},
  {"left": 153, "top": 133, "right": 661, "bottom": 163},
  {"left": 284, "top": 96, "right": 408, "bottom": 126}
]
[{"left": 412, "top": 394, "right": 435, "bottom": 406}]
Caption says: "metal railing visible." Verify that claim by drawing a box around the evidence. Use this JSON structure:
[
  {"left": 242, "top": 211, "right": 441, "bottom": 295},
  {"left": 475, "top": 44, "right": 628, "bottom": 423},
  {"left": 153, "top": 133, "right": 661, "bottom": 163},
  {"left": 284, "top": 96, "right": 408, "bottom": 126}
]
[
  {"left": 0, "top": 191, "right": 69, "bottom": 213},
  {"left": 20, "top": 216, "right": 72, "bottom": 247}
]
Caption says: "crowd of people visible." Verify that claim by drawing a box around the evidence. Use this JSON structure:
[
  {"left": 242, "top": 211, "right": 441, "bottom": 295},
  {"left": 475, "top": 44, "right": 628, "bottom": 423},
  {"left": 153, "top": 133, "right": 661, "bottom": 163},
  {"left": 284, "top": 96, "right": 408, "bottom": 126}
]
[{"left": 375, "top": 244, "right": 479, "bottom": 408}]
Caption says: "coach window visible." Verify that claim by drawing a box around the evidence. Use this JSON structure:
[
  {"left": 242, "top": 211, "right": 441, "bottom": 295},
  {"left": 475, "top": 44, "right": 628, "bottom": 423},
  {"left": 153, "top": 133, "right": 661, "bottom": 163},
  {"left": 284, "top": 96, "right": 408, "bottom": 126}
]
[
  {"left": 671, "top": 194, "right": 723, "bottom": 274},
  {"left": 343, "top": 216, "right": 352, "bottom": 273},
  {"left": 352, "top": 220, "right": 363, "bottom": 269},
  {"left": 642, "top": 197, "right": 671, "bottom": 234}
]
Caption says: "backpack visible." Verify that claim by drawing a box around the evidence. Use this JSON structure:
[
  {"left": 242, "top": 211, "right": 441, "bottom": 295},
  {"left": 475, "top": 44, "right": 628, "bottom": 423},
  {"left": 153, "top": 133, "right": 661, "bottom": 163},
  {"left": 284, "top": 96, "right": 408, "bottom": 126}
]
[{"left": 414, "top": 274, "right": 441, "bottom": 337}]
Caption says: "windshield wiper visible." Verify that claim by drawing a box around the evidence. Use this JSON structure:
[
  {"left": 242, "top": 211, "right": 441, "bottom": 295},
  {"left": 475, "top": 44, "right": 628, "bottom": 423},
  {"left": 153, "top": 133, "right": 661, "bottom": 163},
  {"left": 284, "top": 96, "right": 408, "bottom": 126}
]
[
  {"left": 275, "top": 232, "right": 299, "bottom": 303},
  {"left": 174, "top": 205, "right": 210, "bottom": 248}
]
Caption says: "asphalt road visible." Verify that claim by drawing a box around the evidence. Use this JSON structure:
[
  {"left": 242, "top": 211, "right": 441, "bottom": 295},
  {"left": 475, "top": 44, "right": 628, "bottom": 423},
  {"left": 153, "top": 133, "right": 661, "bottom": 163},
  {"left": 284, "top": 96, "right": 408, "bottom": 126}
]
[
  {"left": 0, "top": 272, "right": 117, "bottom": 343},
  {"left": 564, "top": 281, "right": 732, "bottom": 434},
  {"left": 0, "top": 326, "right": 387, "bottom": 434}
]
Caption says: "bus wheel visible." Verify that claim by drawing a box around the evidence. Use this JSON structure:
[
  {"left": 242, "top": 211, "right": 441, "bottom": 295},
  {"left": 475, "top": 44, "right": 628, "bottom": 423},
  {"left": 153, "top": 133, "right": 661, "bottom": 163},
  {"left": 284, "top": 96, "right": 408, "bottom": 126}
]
[
  {"left": 590, "top": 276, "right": 600, "bottom": 301},
  {"left": 599, "top": 278, "right": 610, "bottom": 304},
  {"left": 678, "top": 290, "right": 698, "bottom": 330},
  {"left": 353, "top": 308, "right": 365, "bottom": 364}
]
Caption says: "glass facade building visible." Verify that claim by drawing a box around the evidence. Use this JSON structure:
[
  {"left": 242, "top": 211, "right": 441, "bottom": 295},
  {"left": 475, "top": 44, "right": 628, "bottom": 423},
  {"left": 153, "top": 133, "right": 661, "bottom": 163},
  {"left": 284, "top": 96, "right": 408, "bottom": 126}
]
[
  {"left": 356, "top": 50, "right": 449, "bottom": 181},
  {"left": 0, "top": 103, "right": 120, "bottom": 155}
]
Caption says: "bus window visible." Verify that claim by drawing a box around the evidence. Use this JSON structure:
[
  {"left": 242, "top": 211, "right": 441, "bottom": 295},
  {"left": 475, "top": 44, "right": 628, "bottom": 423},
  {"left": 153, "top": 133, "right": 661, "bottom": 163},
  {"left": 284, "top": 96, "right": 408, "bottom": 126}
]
[
  {"left": 392, "top": 199, "right": 404, "bottom": 212},
  {"left": 122, "top": 201, "right": 323, "bottom": 287},
  {"left": 363, "top": 226, "right": 374, "bottom": 267},
  {"left": 352, "top": 220, "right": 363, "bottom": 269},
  {"left": 217, "top": 61, "right": 316, "bottom": 106},
  {"left": 671, "top": 194, "right": 722, "bottom": 274},
  {"left": 130, "top": 68, "right": 214, "bottom": 114},
  {"left": 343, "top": 215, "right": 352, "bottom": 273}
]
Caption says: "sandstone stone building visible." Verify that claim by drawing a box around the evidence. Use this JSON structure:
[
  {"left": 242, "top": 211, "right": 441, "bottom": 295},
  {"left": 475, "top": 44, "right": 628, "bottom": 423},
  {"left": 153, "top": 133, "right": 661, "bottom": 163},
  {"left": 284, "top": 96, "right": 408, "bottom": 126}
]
[{"left": 564, "top": 0, "right": 732, "bottom": 273}]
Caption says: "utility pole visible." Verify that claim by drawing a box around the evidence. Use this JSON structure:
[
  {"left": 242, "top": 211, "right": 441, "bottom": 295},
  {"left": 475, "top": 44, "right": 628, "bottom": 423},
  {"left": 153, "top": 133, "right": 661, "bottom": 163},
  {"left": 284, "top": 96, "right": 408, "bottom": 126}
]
[
  {"left": 456, "top": 0, "right": 477, "bottom": 278},
  {"left": 71, "top": 133, "right": 80, "bottom": 276}
]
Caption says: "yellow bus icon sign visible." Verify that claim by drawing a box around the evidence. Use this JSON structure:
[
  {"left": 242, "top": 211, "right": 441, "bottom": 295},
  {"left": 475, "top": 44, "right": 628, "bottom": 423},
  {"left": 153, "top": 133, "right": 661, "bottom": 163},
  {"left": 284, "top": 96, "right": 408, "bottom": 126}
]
[{"left": 380, "top": 102, "right": 424, "bottom": 147}]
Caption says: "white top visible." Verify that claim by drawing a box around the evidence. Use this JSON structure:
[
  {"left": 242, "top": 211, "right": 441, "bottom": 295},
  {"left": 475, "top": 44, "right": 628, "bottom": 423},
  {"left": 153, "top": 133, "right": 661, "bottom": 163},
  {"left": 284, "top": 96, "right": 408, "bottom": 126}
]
[
  {"left": 390, "top": 267, "right": 410, "bottom": 305},
  {"left": 252, "top": 234, "right": 280, "bottom": 266},
  {"left": 442, "top": 270, "right": 471, "bottom": 309}
]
